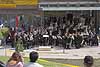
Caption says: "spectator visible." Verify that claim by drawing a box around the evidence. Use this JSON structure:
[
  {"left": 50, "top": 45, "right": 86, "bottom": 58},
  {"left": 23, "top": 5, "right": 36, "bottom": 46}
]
[
  {"left": 0, "top": 61, "right": 5, "bottom": 67},
  {"left": 6, "top": 52, "right": 23, "bottom": 67},
  {"left": 24, "top": 51, "right": 43, "bottom": 67},
  {"left": 84, "top": 56, "right": 94, "bottom": 67}
]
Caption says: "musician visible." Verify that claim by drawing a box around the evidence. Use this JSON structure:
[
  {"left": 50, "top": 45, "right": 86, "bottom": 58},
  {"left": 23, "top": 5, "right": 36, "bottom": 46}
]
[
  {"left": 52, "top": 35, "right": 57, "bottom": 47},
  {"left": 6, "top": 33, "right": 12, "bottom": 46},
  {"left": 92, "top": 33, "right": 99, "bottom": 46},
  {"left": 64, "top": 33, "right": 71, "bottom": 49},
  {"left": 26, "top": 33, "right": 30, "bottom": 49},
  {"left": 21, "top": 32, "right": 27, "bottom": 49},
  {"left": 48, "top": 35, "right": 53, "bottom": 47},
  {"left": 74, "top": 32, "right": 82, "bottom": 49},
  {"left": 81, "top": 35, "right": 89, "bottom": 47},
  {"left": 56, "top": 35, "right": 63, "bottom": 47},
  {"left": 36, "top": 34, "right": 42, "bottom": 46},
  {"left": 10, "top": 27, "right": 16, "bottom": 48},
  {"left": 73, "top": 16, "right": 80, "bottom": 26},
  {"left": 29, "top": 33, "right": 34, "bottom": 48},
  {"left": 42, "top": 29, "right": 49, "bottom": 46},
  {"left": 88, "top": 31, "right": 95, "bottom": 46},
  {"left": 62, "top": 35, "right": 66, "bottom": 49}
]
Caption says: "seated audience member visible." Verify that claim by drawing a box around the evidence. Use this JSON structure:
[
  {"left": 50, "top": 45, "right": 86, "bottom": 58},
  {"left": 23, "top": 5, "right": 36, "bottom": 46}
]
[
  {"left": 24, "top": 51, "right": 43, "bottom": 67},
  {"left": 84, "top": 56, "right": 94, "bottom": 67},
  {"left": 0, "top": 61, "right": 5, "bottom": 67},
  {"left": 6, "top": 52, "right": 23, "bottom": 67}
]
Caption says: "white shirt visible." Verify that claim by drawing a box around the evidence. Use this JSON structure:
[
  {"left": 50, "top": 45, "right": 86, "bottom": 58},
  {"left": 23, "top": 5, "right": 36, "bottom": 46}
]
[{"left": 24, "top": 62, "right": 43, "bottom": 67}]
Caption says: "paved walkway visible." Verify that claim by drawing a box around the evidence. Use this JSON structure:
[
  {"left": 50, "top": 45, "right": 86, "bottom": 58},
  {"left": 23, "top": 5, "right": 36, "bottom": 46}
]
[{"left": 0, "top": 46, "right": 100, "bottom": 59}]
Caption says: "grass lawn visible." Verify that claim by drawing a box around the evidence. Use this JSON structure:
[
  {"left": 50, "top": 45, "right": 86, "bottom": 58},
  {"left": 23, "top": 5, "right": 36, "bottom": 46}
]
[
  {"left": 0, "top": 56, "right": 78, "bottom": 67},
  {"left": 1, "top": 56, "right": 100, "bottom": 67},
  {"left": 44, "top": 58, "right": 100, "bottom": 67}
]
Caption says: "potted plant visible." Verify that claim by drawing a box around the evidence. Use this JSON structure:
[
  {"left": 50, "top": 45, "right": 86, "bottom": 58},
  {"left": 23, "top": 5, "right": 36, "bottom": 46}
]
[{"left": 0, "top": 27, "right": 9, "bottom": 45}]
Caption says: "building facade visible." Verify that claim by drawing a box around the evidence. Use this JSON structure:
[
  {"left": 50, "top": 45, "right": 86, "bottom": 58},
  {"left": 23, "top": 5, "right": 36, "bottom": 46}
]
[
  {"left": 0, "top": 0, "right": 42, "bottom": 29},
  {"left": 39, "top": 0, "right": 100, "bottom": 34},
  {"left": 0, "top": 0, "right": 100, "bottom": 34}
]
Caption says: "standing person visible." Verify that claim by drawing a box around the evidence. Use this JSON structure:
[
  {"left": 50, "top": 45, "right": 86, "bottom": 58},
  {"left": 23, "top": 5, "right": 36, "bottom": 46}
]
[
  {"left": 10, "top": 27, "right": 16, "bottom": 48},
  {"left": 22, "top": 32, "right": 28, "bottom": 49},
  {"left": 6, "top": 32, "right": 12, "bottom": 46},
  {"left": 6, "top": 52, "right": 23, "bottom": 67},
  {"left": 65, "top": 33, "right": 71, "bottom": 49},
  {"left": 84, "top": 56, "right": 94, "bottom": 67},
  {"left": 24, "top": 51, "right": 43, "bottom": 67}
]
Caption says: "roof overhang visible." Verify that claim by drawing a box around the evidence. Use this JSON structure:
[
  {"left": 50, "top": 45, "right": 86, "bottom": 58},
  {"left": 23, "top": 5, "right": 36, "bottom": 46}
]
[
  {"left": 39, "top": 2, "right": 100, "bottom": 11},
  {"left": 0, "top": 8, "right": 42, "bottom": 14},
  {"left": 41, "top": 7, "right": 100, "bottom": 11}
]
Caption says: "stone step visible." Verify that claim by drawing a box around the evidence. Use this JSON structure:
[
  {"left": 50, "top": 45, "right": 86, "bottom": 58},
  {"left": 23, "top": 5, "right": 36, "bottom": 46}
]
[{"left": 38, "top": 46, "right": 52, "bottom": 51}]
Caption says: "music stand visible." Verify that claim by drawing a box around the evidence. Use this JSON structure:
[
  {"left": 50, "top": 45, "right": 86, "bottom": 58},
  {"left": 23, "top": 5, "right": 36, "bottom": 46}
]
[{"left": 43, "top": 35, "right": 49, "bottom": 46}]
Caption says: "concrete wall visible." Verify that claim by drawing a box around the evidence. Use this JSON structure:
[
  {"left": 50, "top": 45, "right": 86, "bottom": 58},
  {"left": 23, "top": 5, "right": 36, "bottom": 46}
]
[{"left": 96, "top": 10, "right": 100, "bottom": 34}]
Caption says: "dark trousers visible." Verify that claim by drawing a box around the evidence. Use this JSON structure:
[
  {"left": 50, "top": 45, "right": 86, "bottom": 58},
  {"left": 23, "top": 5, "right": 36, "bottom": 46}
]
[{"left": 11, "top": 40, "right": 15, "bottom": 48}]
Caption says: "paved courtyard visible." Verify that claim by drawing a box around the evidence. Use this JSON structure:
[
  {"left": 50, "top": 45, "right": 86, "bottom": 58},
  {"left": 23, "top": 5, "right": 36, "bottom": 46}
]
[{"left": 0, "top": 45, "right": 100, "bottom": 59}]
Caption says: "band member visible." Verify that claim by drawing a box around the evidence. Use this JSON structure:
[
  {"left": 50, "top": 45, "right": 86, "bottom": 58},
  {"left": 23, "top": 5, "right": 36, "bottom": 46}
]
[
  {"left": 65, "top": 33, "right": 71, "bottom": 49},
  {"left": 6, "top": 32, "right": 12, "bottom": 46},
  {"left": 28, "top": 33, "right": 34, "bottom": 48},
  {"left": 62, "top": 35, "right": 66, "bottom": 49},
  {"left": 92, "top": 33, "right": 99, "bottom": 46},
  {"left": 52, "top": 35, "right": 57, "bottom": 47},
  {"left": 21, "top": 32, "right": 27, "bottom": 49},
  {"left": 10, "top": 27, "right": 16, "bottom": 48},
  {"left": 81, "top": 35, "right": 89, "bottom": 47},
  {"left": 74, "top": 32, "right": 82, "bottom": 49},
  {"left": 48, "top": 35, "right": 53, "bottom": 47}
]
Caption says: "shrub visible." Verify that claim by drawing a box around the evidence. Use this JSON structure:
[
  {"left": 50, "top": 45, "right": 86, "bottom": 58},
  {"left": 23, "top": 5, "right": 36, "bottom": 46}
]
[
  {"left": 15, "top": 38, "right": 24, "bottom": 52},
  {"left": 0, "top": 32, "right": 3, "bottom": 39},
  {"left": 1, "top": 27, "right": 9, "bottom": 37},
  {"left": 0, "top": 27, "right": 9, "bottom": 39}
]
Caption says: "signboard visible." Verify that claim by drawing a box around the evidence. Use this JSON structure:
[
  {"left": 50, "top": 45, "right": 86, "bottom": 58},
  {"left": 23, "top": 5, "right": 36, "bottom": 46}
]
[
  {"left": 0, "top": 4, "right": 16, "bottom": 8},
  {"left": 0, "top": 0, "right": 38, "bottom": 8},
  {"left": 0, "top": 0, "right": 16, "bottom": 8},
  {"left": 0, "top": 0, "right": 15, "bottom": 4},
  {"left": 16, "top": 0, "right": 38, "bottom": 5}
]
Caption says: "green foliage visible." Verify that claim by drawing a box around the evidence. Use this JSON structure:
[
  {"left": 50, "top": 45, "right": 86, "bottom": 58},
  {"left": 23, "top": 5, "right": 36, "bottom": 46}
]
[
  {"left": 15, "top": 38, "right": 24, "bottom": 52},
  {"left": 0, "top": 27, "right": 9, "bottom": 39},
  {"left": 38, "top": 59, "right": 67, "bottom": 67},
  {"left": 1, "top": 27, "right": 9, "bottom": 36},
  {"left": 0, "top": 31, "right": 3, "bottom": 39}
]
